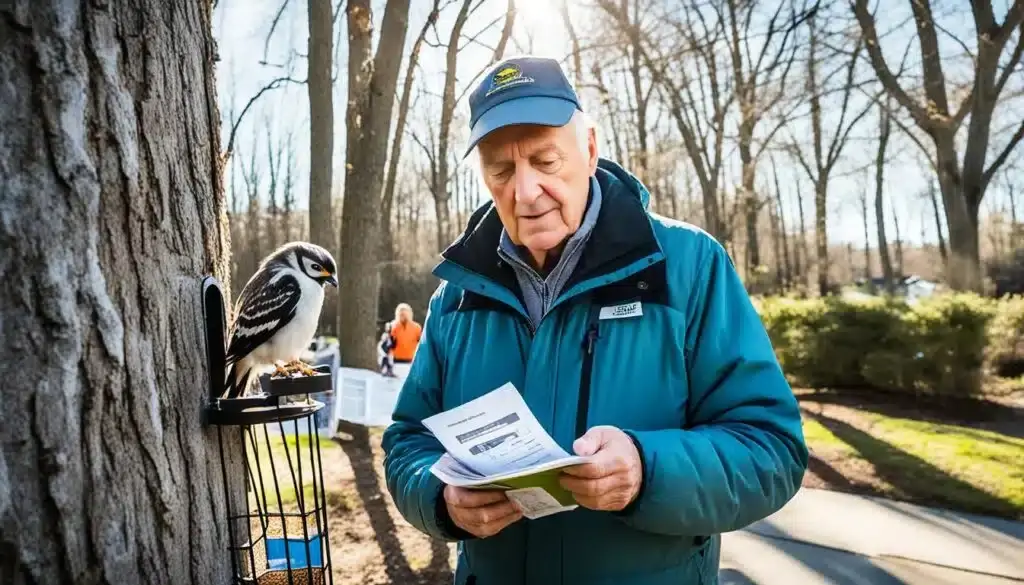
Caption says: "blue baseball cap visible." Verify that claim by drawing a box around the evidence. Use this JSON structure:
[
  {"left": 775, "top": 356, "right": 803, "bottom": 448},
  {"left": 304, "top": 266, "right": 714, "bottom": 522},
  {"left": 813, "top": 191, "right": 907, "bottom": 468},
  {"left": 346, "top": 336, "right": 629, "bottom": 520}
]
[{"left": 464, "top": 56, "right": 581, "bottom": 158}]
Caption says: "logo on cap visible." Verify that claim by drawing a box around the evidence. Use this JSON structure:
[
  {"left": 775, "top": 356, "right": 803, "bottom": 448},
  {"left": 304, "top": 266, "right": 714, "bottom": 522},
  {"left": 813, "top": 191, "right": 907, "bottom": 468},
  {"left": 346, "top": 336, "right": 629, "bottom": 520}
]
[{"left": 486, "top": 63, "right": 535, "bottom": 96}]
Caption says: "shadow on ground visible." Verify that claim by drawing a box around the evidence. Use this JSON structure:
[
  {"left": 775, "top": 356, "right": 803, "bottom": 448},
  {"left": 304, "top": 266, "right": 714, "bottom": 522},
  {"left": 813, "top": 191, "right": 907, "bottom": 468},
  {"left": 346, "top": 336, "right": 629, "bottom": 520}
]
[
  {"left": 797, "top": 388, "right": 1024, "bottom": 438},
  {"left": 334, "top": 420, "right": 453, "bottom": 585},
  {"left": 801, "top": 408, "right": 1021, "bottom": 520}
]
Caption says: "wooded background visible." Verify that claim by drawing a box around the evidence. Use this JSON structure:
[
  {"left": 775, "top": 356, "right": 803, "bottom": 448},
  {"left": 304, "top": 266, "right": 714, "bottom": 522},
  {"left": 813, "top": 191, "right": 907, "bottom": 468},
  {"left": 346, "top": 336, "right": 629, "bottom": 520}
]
[{"left": 216, "top": 0, "right": 1024, "bottom": 370}]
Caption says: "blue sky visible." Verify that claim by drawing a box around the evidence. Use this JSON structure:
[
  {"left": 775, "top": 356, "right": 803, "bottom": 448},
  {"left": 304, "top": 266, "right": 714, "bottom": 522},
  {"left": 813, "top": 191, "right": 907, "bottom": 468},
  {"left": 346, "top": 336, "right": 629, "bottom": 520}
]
[{"left": 212, "top": 0, "right": 1023, "bottom": 248}]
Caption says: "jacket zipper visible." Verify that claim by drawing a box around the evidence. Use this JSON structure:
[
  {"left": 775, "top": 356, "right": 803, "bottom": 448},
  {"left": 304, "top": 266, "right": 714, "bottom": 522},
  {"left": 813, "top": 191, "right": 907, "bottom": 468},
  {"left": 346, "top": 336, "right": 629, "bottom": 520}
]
[{"left": 575, "top": 316, "right": 600, "bottom": 438}]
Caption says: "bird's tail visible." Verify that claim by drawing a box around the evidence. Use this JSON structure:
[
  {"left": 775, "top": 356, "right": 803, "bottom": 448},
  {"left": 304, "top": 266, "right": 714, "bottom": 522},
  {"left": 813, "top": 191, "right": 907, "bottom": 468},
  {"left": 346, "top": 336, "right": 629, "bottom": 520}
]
[{"left": 224, "top": 357, "right": 254, "bottom": 399}]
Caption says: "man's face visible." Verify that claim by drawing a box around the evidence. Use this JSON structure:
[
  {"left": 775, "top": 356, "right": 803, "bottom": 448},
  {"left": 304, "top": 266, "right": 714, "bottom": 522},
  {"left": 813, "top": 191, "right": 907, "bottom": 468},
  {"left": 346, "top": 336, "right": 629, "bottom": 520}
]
[{"left": 477, "top": 121, "right": 597, "bottom": 257}]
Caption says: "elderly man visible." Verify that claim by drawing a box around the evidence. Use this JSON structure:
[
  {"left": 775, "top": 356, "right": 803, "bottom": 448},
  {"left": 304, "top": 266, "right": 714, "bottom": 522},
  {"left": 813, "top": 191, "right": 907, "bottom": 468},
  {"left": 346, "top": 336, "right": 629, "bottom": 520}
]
[{"left": 382, "top": 55, "right": 807, "bottom": 585}]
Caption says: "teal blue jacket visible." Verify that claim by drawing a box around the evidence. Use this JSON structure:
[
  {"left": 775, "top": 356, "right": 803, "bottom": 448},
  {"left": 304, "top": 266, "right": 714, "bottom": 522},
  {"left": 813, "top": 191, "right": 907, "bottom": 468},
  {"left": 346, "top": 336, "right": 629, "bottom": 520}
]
[{"left": 382, "top": 159, "right": 808, "bottom": 585}]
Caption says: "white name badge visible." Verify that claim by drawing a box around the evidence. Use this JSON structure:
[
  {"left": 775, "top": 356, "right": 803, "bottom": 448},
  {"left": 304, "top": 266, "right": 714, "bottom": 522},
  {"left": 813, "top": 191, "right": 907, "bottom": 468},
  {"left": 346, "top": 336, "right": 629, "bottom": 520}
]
[{"left": 599, "top": 301, "right": 643, "bottom": 320}]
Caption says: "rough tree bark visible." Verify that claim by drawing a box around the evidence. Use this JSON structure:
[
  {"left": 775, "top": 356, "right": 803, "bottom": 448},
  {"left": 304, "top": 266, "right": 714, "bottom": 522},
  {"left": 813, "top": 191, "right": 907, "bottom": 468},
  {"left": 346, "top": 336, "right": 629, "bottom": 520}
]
[
  {"left": 0, "top": 2, "right": 239, "bottom": 584},
  {"left": 853, "top": 0, "right": 1024, "bottom": 291},
  {"left": 308, "top": 0, "right": 336, "bottom": 333},
  {"left": 340, "top": 0, "right": 411, "bottom": 370}
]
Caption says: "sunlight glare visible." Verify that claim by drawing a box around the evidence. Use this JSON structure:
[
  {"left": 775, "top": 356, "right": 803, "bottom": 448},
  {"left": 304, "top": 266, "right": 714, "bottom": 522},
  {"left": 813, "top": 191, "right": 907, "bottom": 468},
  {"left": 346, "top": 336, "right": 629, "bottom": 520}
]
[{"left": 512, "top": 0, "right": 572, "bottom": 55}]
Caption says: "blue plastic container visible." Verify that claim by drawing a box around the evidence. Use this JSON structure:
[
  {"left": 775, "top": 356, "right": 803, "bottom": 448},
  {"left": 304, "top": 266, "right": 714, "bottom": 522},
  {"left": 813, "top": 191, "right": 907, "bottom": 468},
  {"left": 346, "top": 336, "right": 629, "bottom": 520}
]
[{"left": 266, "top": 534, "right": 323, "bottom": 570}]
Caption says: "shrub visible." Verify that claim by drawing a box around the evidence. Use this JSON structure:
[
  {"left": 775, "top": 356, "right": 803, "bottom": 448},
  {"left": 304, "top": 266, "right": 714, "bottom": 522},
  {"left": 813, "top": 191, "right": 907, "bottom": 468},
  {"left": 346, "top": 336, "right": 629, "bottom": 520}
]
[
  {"left": 756, "top": 293, "right": 1001, "bottom": 397},
  {"left": 987, "top": 295, "right": 1024, "bottom": 378}
]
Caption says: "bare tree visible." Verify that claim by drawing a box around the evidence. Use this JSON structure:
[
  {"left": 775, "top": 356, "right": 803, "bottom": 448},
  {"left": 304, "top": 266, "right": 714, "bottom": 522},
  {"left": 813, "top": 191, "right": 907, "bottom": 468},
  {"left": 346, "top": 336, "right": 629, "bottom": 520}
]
[
  {"left": 875, "top": 99, "right": 895, "bottom": 293},
  {"left": 590, "top": 59, "right": 631, "bottom": 165},
  {"left": 0, "top": 2, "right": 240, "bottom": 584},
  {"left": 283, "top": 129, "right": 298, "bottom": 241},
  {"left": 852, "top": 0, "right": 1024, "bottom": 291},
  {"left": 308, "top": 0, "right": 334, "bottom": 248},
  {"left": 242, "top": 126, "right": 265, "bottom": 276},
  {"left": 771, "top": 155, "right": 793, "bottom": 289},
  {"left": 926, "top": 179, "right": 949, "bottom": 267},
  {"left": 560, "top": 0, "right": 585, "bottom": 87},
  {"left": 787, "top": 8, "right": 872, "bottom": 295},
  {"left": 1008, "top": 177, "right": 1021, "bottom": 245},
  {"left": 381, "top": 0, "right": 442, "bottom": 261},
  {"left": 892, "top": 201, "right": 905, "bottom": 278},
  {"left": 723, "top": 0, "right": 811, "bottom": 276},
  {"left": 795, "top": 178, "right": 808, "bottom": 288},
  {"left": 599, "top": 0, "right": 733, "bottom": 241},
  {"left": 859, "top": 179, "right": 871, "bottom": 283},
  {"left": 340, "top": 0, "right": 412, "bottom": 369},
  {"left": 428, "top": 0, "right": 516, "bottom": 250},
  {"left": 307, "top": 0, "right": 337, "bottom": 333},
  {"left": 265, "top": 119, "right": 285, "bottom": 248},
  {"left": 622, "top": 0, "right": 656, "bottom": 183}
]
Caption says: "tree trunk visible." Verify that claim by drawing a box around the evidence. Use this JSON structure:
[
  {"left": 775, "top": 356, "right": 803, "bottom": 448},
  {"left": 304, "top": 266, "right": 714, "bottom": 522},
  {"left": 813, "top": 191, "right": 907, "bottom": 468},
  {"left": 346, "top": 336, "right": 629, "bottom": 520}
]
[
  {"left": 850, "top": 0, "right": 1024, "bottom": 292},
  {"left": 769, "top": 200, "right": 783, "bottom": 292},
  {"left": 892, "top": 203, "right": 904, "bottom": 278},
  {"left": 340, "top": 0, "right": 411, "bottom": 370},
  {"left": 815, "top": 179, "right": 829, "bottom": 296},
  {"left": 773, "top": 174, "right": 791, "bottom": 290},
  {"left": 308, "top": 0, "right": 335, "bottom": 332},
  {"left": 560, "top": 0, "right": 583, "bottom": 87},
  {"left": 739, "top": 128, "right": 760, "bottom": 276},
  {"left": 874, "top": 101, "right": 894, "bottom": 293},
  {"left": 1010, "top": 183, "right": 1021, "bottom": 245},
  {"left": 627, "top": 21, "right": 650, "bottom": 184},
  {"left": 861, "top": 187, "right": 871, "bottom": 283},
  {"left": 381, "top": 0, "right": 440, "bottom": 262},
  {"left": 928, "top": 174, "right": 950, "bottom": 271},
  {"left": 875, "top": 187, "right": 894, "bottom": 294},
  {"left": 434, "top": 0, "right": 473, "bottom": 252},
  {"left": 0, "top": 2, "right": 240, "bottom": 584},
  {"left": 796, "top": 179, "right": 807, "bottom": 287}
]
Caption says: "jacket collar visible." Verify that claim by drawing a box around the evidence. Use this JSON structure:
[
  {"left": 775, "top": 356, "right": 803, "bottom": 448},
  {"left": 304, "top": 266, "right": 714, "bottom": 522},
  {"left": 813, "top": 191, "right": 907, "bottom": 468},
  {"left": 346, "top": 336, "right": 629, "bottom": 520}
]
[{"left": 436, "top": 158, "right": 661, "bottom": 298}]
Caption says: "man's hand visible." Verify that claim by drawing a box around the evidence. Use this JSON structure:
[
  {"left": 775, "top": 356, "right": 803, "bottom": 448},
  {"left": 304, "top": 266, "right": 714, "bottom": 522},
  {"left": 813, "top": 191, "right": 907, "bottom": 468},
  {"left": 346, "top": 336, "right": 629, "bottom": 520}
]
[
  {"left": 559, "top": 425, "right": 643, "bottom": 512},
  {"left": 444, "top": 485, "right": 523, "bottom": 538}
]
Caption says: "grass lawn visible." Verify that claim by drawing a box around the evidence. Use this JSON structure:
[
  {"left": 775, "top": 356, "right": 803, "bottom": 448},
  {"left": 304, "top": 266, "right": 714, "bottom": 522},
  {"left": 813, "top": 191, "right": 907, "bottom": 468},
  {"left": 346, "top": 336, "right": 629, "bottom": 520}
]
[
  {"left": 801, "top": 401, "right": 1024, "bottom": 520},
  {"left": 245, "top": 428, "right": 351, "bottom": 512}
]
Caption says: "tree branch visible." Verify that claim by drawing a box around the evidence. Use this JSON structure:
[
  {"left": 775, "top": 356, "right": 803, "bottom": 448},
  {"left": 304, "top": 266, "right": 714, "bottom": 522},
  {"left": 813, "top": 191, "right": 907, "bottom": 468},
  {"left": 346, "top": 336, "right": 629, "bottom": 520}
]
[
  {"left": 261, "top": 0, "right": 292, "bottom": 64},
  {"left": 850, "top": 0, "right": 934, "bottom": 130},
  {"left": 223, "top": 76, "right": 305, "bottom": 160},
  {"left": 982, "top": 117, "right": 1024, "bottom": 189}
]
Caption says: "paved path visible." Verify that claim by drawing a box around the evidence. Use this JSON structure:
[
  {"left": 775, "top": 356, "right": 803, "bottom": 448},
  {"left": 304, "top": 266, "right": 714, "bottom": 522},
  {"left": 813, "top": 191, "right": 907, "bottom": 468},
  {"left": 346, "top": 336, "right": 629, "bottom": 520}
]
[{"left": 719, "top": 488, "right": 1024, "bottom": 584}]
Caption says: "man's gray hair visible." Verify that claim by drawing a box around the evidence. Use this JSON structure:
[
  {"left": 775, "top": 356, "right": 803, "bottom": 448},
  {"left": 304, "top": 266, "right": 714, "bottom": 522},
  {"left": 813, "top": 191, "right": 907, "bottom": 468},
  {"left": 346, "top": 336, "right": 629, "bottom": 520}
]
[{"left": 464, "top": 108, "right": 597, "bottom": 172}]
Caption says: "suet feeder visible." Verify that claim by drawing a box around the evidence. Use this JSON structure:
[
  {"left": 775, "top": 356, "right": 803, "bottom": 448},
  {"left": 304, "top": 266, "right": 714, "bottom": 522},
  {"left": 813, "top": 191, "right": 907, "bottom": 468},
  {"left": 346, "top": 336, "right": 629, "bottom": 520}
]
[{"left": 200, "top": 276, "right": 335, "bottom": 585}]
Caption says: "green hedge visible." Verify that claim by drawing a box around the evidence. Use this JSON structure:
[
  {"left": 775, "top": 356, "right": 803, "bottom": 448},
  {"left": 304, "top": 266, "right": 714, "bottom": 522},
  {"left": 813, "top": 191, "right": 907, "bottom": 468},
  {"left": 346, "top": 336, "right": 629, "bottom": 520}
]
[{"left": 754, "top": 293, "right": 1023, "bottom": 397}]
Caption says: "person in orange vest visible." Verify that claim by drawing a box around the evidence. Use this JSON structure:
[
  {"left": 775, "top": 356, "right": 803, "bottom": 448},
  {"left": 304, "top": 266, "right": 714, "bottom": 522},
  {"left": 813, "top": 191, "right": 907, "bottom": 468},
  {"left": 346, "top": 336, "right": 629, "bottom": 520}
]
[{"left": 383, "top": 303, "right": 422, "bottom": 376}]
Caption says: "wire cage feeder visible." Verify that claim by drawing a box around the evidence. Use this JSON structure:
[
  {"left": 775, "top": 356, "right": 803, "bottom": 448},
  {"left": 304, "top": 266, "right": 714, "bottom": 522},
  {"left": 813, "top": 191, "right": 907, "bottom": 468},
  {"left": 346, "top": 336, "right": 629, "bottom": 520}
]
[{"left": 201, "top": 276, "right": 335, "bottom": 585}]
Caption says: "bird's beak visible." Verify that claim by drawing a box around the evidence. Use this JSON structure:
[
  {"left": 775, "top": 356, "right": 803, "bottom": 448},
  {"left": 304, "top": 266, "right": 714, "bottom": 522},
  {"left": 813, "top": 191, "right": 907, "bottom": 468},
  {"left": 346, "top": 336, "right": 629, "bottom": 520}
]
[{"left": 326, "top": 275, "right": 338, "bottom": 288}]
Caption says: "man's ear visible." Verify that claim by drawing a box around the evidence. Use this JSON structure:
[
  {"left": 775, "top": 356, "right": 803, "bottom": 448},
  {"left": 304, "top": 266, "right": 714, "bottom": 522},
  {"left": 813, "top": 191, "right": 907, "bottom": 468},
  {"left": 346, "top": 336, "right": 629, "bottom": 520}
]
[{"left": 587, "top": 127, "right": 599, "bottom": 173}]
